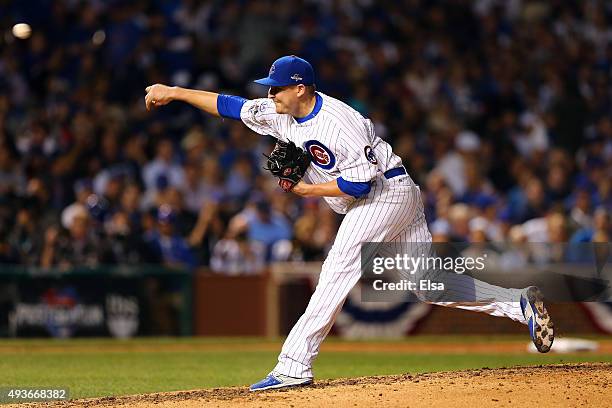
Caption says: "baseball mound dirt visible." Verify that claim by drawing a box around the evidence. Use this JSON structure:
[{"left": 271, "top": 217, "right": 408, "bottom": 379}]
[{"left": 17, "top": 363, "right": 612, "bottom": 408}]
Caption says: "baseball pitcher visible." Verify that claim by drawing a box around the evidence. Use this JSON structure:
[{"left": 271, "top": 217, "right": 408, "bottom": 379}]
[{"left": 145, "top": 55, "right": 554, "bottom": 391}]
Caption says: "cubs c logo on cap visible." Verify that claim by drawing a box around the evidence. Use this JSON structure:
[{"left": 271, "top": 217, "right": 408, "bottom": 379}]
[{"left": 304, "top": 140, "right": 335, "bottom": 170}]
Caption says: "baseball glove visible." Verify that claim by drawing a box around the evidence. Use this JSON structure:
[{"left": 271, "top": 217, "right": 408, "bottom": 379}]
[{"left": 264, "top": 140, "right": 311, "bottom": 192}]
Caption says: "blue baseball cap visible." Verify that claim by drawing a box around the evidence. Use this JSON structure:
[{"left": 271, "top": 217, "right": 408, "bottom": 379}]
[{"left": 254, "top": 55, "right": 315, "bottom": 87}]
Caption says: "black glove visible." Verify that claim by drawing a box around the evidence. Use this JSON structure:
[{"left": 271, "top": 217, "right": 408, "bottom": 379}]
[{"left": 264, "top": 140, "right": 311, "bottom": 192}]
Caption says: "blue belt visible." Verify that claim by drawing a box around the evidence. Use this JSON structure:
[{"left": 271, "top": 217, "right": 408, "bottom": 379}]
[{"left": 384, "top": 166, "right": 407, "bottom": 179}]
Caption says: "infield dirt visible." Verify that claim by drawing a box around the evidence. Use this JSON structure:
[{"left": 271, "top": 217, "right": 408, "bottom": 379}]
[{"left": 18, "top": 362, "right": 612, "bottom": 408}]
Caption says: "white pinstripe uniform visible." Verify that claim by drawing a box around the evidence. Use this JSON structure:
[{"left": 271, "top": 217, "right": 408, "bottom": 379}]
[{"left": 240, "top": 92, "right": 527, "bottom": 379}]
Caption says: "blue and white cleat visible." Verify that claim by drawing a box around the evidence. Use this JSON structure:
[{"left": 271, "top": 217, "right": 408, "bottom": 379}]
[
  {"left": 249, "top": 371, "right": 313, "bottom": 391},
  {"left": 520, "top": 286, "right": 555, "bottom": 353}
]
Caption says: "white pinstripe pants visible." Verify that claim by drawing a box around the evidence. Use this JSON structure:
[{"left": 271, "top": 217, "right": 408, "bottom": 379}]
[{"left": 273, "top": 176, "right": 526, "bottom": 378}]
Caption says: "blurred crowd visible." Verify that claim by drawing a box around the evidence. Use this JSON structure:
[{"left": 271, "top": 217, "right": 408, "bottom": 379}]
[{"left": 0, "top": 0, "right": 610, "bottom": 273}]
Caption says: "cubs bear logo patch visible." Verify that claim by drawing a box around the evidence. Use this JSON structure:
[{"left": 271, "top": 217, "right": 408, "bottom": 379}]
[
  {"left": 364, "top": 145, "right": 377, "bottom": 165},
  {"left": 248, "top": 103, "right": 259, "bottom": 117}
]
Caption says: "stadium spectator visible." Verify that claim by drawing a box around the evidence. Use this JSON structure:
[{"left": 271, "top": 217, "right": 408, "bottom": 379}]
[
  {"left": 9, "top": 202, "right": 43, "bottom": 266},
  {"left": 571, "top": 207, "right": 611, "bottom": 243},
  {"left": 142, "top": 138, "right": 185, "bottom": 194},
  {"left": 41, "top": 205, "right": 114, "bottom": 269},
  {"left": 210, "top": 230, "right": 266, "bottom": 275},
  {"left": 292, "top": 199, "right": 336, "bottom": 261},
  {"left": 0, "top": 139, "right": 24, "bottom": 196},
  {"left": 105, "top": 210, "right": 160, "bottom": 265},
  {"left": 145, "top": 205, "right": 196, "bottom": 271},
  {"left": 229, "top": 199, "right": 293, "bottom": 262},
  {"left": 434, "top": 131, "right": 481, "bottom": 198}
]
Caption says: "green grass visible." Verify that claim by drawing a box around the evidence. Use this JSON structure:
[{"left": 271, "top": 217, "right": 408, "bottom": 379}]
[
  {"left": 0, "top": 334, "right": 606, "bottom": 346},
  {"left": 0, "top": 337, "right": 611, "bottom": 399}
]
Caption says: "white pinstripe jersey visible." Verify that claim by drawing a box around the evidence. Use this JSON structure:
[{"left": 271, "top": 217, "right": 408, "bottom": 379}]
[{"left": 240, "top": 92, "right": 404, "bottom": 214}]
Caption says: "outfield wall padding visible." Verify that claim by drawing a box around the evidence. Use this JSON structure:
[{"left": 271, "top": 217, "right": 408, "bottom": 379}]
[{"left": 193, "top": 271, "right": 269, "bottom": 336}]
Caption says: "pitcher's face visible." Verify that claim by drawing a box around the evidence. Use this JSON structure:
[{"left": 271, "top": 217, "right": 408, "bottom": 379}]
[{"left": 268, "top": 85, "right": 300, "bottom": 114}]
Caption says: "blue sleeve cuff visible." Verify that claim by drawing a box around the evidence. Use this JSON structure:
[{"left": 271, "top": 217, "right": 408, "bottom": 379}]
[
  {"left": 337, "top": 177, "right": 371, "bottom": 198},
  {"left": 217, "top": 94, "right": 247, "bottom": 120}
]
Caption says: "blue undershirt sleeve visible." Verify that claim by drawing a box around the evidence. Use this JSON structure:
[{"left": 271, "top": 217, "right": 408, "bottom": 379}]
[
  {"left": 336, "top": 177, "right": 371, "bottom": 198},
  {"left": 217, "top": 94, "right": 247, "bottom": 120}
]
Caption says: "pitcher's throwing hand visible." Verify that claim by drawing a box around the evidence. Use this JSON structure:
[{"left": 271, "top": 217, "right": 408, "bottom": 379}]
[{"left": 144, "top": 84, "right": 176, "bottom": 111}]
